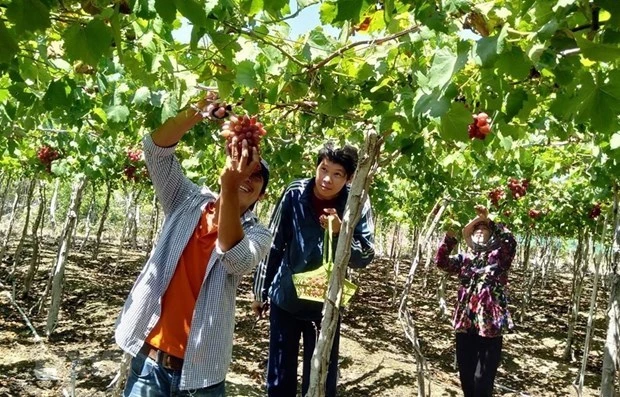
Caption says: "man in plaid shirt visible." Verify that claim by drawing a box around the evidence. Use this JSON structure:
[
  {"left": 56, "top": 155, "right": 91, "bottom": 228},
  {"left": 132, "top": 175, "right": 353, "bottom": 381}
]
[{"left": 115, "top": 96, "right": 272, "bottom": 396}]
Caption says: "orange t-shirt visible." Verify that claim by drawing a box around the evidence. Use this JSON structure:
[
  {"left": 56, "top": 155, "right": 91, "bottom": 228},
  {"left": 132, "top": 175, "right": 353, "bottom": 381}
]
[{"left": 145, "top": 203, "right": 218, "bottom": 359}]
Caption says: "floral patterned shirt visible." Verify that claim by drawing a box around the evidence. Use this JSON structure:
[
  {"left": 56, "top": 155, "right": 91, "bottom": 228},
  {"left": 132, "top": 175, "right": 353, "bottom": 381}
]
[{"left": 435, "top": 223, "right": 517, "bottom": 337}]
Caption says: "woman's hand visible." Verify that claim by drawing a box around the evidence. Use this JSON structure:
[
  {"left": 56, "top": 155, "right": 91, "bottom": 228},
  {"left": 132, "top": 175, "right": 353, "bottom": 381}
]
[{"left": 474, "top": 204, "right": 488, "bottom": 220}]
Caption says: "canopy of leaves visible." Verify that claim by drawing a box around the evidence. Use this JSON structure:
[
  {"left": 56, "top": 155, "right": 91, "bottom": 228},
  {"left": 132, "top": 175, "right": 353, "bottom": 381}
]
[{"left": 0, "top": 0, "right": 618, "bottom": 237}]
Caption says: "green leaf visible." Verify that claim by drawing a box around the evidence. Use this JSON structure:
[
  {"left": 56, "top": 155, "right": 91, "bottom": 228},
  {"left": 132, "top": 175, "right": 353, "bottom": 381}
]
[
  {"left": 43, "top": 80, "right": 72, "bottom": 110},
  {"left": 8, "top": 83, "right": 36, "bottom": 104},
  {"left": 496, "top": 47, "right": 531, "bottom": 80},
  {"left": 110, "top": 9, "right": 124, "bottom": 63},
  {"left": 92, "top": 107, "right": 107, "bottom": 124},
  {"left": 63, "top": 20, "right": 113, "bottom": 67},
  {"left": 244, "top": 92, "right": 259, "bottom": 114},
  {"left": 426, "top": 48, "right": 457, "bottom": 89},
  {"left": 132, "top": 0, "right": 156, "bottom": 18},
  {"left": 236, "top": 60, "right": 257, "bottom": 88},
  {"left": 332, "top": 0, "right": 370, "bottom": 23},
  {"left": 216, "top": 79, "right": 233, "bottom": 99},
  {"left": 264, "top": 0, "right": 287, "bottom": 14},
  {"left": 161, "top": 95, "right": 179, "bottom": 123},
  {"left": 174, "top": 0, "right": 208, "bottom": 27},
  {"left": 132, "top": 87, "right": 151, "bottom": 105},
  {"left": 155, "top": 0, "right": 177, "bottom": 23},
  {"left": 500, "top": 135, "right": 513, "bottom": 151},
  {"left": 319, "top": 2, "right": 338, "bottom": 24},
  {"left": 106, "top": 105, "right": 130, "bottom": 123},
  {"left": 611, "top": 133, "right": 620, "bottom": 150},
  {"left": 204, "top": 0, "right": 219, "bottom": 14},
  {"left": 553, "top": 0, "right": 576, "bottom": 11},
  {"left": 474, "top": 37, "right": 499, "bottom": 67},
  {"left": 414, "top": 89, "right": 450, "bottom": 117},
  {"left": 383, "top": 0, "right": 394, "bottom": 23},
  {"left": 0, "top": 22, "right": 19, "bottom": 64},
  {"left": 440, "top": 102, "right": 472, "bottom": 141},
  {"left": 241, "top": 0, "right": 264, "bottom": 16},
  {"left": 505, "top": 89, "right": 528, "bottom": 121},
  {"left": 6, "top": 0, "right": 50, "bottom": 33},
  {"left": 575, "top": 36, "right": 620, "bottom": 63},
  {"left": 575, "top": 73, "right": 620, "bottom": 133}
]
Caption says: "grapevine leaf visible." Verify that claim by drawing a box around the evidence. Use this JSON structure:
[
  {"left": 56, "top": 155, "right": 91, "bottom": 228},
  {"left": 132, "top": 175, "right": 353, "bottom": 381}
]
[
  {"left": 474, "top": 36, "right": 499, "bottom": 67},
  {"left": 43, "top": 80, "right": 72, "bottom": 110},
  {"left": 496, "top": 47, "right": 531, "bottom": 80},
  {"left": 155, "top": 0, "right": 177, "bottom": 23},
  {"left": 440, "top": 102, "right": 471, "bottom": 142},
  {"left": 132, "top": 87, "right": 151, "bottom": 105},
  {"left": 426, "top": 48, "right": 457, "bottom": 90},
  {"left": 63, "top": 20, "right": 113, "bottom": 67},
  {"left": 106, "top": 105, "right": 130, "bottom": 123},
  {"left": 241, "top": 0, "right": 264, "bottom": 16},
  {"left": 174, "top": 0, "right": 208, "bottom": 27},
  {"left": 575, "top": 36, "right": 620, "bottom": 63},
  {"left": 505, "top": 89, "right": 528, "bottom": 121},
  {"left": 319, "top": 2, "right": 338, "bottom": 24},
  {"left": 0, "top": 23, "right": 19, "bottom": 64},
  {"left": 6, "top": 0, "right": 51, "bottom": 34},
  {"left": 236, "top": 61, "right": 257, "bottom": 88}
]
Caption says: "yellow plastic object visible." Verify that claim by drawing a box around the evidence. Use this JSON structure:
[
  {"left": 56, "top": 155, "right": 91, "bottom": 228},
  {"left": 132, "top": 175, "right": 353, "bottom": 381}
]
[{"left": 292, "top": 217, "right": 358, "bottom": 307}]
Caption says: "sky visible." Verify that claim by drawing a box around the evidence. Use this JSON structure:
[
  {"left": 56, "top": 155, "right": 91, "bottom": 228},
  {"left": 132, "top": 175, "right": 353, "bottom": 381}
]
[{"left": 172, "top": 1, "right": 340, "bottom": 43}]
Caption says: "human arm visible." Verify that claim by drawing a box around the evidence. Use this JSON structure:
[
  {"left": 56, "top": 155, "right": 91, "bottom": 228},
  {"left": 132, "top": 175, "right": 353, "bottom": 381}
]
[
  {"left": 435, "top": 230, "right": 464, "bottom": 274},
  {"left": 144, "top": 98, "right": 224, "bottom": 215}
]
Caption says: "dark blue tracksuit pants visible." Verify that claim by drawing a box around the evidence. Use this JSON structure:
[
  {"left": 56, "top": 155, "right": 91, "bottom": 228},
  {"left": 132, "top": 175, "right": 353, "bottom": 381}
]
[{"left": 266, "top": 303, "right": 340, "bottom": 397}]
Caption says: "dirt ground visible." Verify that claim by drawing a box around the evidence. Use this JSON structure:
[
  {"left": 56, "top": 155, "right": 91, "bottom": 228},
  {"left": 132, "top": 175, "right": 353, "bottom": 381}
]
[{"left": 0, "top": 238, "right": 612, "bottom": 396}]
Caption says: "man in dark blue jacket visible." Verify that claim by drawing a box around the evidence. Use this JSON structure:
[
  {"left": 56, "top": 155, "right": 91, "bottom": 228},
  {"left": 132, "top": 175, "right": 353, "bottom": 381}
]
[{"left": 252, "top": 142, "right": 375, "bottom": 397}]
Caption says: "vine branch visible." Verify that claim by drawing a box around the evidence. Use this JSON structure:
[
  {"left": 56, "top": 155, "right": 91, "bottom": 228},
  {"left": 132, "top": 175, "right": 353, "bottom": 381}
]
[{"left": 305, "top": 25, "right": 422, "bottom": 74}]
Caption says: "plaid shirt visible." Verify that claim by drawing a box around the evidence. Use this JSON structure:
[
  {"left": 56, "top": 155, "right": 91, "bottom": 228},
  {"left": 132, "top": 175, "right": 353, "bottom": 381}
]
[{"left": 114, "top": 135, "right": 271, "bottom": 390}]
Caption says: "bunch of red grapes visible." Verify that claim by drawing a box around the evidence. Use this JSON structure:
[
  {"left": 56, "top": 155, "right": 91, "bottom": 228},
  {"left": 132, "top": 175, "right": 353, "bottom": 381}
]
[
  {"left": 507, "top": 178, "right": 529, "bottom": 199},
  {"left": 37, "top": 145, "right": 60, "bottom": 172},
  {"left": 488, "top": 187, "right": 505, "bottom": 207},
  {"left": 221, "top": 115, "right": 267, "bottom": 153},
  {"left": 589, "top": 203, "right": 601, "bottom": 219},
  {"left": 468, "top": 112, "right": 491, "bottom": 140},
  {"left": 528, "top": 209, "right": 541, "bottom": 219},
  {"left": 124, "top": 148, "right": 144, "bottom": 182},
  {"left": 127, "top": 149, "right": 142, "bottom": 162}
]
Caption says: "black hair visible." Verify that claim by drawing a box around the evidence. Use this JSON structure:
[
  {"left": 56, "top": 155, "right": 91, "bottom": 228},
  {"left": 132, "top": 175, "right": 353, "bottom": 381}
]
[
  {"left": 316, "top": 142, "right": 358, "bottom": 178},
  {"left": 248, "top": 159, "right": 269, "bottom": 212},
  {"left": 258, "top": 158, "right": 269, "bottom": 195}
]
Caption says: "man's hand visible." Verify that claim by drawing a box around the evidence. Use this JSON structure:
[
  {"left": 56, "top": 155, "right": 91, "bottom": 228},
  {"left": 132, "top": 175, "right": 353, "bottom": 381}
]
[
  {"left": 319, "top": 208, "right": 341, "bottom": 234},
  {"left": 191, "top": 91, "right": 230, "bottom": 121},
  {"left": 251, "top": 301, "right": 269, "bottom": 319},
  {"left": 217, "top": 138, "right": 260, "bottom": 251},
  {"left": 220, "top": 137, "right": 260, "bottom": 191}
]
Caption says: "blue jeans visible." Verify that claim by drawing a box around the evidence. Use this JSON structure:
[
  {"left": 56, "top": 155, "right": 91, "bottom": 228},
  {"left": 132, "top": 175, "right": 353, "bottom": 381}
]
[
  {"left": 266, "top": 303, "right": 340, "bottom": 397},
  {"left": 123, "top": 351, "right": 226, "bottom": 397}
]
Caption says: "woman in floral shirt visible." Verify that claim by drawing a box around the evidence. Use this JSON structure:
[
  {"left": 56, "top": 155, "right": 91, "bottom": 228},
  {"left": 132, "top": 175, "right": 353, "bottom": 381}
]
[{"left": 435, "top": 205, "right": 517, "bottom": 397}]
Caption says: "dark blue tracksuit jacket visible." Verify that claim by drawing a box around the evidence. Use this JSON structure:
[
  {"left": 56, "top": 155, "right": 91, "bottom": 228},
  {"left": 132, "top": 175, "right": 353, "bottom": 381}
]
[{"left": 253, "top": 178, "right": 375, "bottom": 319}]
